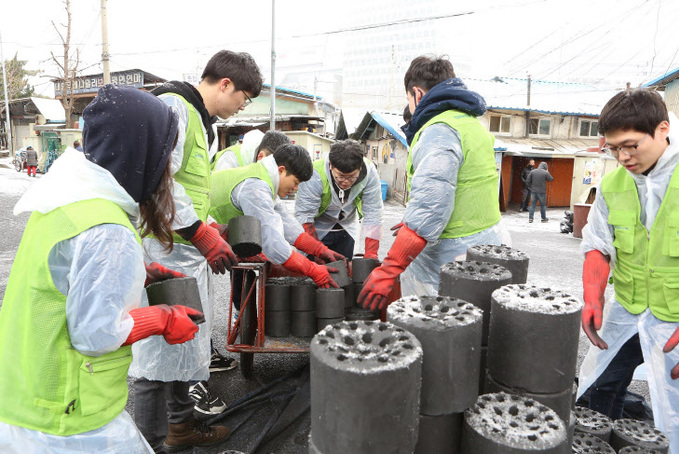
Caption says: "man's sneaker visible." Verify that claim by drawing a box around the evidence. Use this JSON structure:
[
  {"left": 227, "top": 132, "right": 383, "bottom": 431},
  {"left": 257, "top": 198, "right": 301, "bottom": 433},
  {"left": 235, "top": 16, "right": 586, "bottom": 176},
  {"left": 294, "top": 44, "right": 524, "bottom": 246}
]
[
  {"left": 210, "top": 352, "right": 238, "bottom": 373},
  {"left": 163, "top": 417, "right": 230, "bottom": 452},
  {"left": 529, "top": 219, "right": 534, "bottom": 223},
  {"left": 188, "top": 381, "right": 227, "bottom": 415},
  {"left": 541, "top": 218, "right": 549, "bottom": 223}
]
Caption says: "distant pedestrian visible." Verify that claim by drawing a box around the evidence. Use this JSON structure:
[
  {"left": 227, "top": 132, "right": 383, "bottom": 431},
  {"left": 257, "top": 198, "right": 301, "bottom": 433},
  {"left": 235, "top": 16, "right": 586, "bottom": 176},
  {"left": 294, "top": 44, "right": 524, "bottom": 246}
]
[
  {"left": 520, "top": 159, "right": 535, "bottom": 211},
  {"left": 526, "top": 161, "right": 553, "bottom": 222},
  {"left": 73, "top": 140, "right": 83, "bottom": 152},
  {"left": 25, "top": 146, "right": 38, "bottom": 177}
]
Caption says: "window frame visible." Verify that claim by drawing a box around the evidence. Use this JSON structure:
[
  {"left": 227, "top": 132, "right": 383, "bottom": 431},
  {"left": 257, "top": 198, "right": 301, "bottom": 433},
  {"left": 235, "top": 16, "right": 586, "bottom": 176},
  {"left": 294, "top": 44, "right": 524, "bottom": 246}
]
[
  {"left": 488, "top": 114, "right": 512, "bottom": 135},
  {"left": 529, "top": 117, "right": 552, "bottom": 137},
  {"left": 578, "top": 119, "right": 599, "bottom": 138}
]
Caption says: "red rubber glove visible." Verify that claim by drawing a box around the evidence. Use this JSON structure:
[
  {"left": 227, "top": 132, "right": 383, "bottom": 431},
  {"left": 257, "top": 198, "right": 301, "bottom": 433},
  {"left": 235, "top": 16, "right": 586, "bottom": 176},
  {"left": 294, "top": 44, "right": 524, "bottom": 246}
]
[
  {"left": 582, "top": 250, "right": 610, "bottom": 350},
  {"left": 364, "top": 238, "right": 380, "bottom": 260},
  {"left": 358, "top": 225, "right": 427, "bottom": 311},
  {"left": 209, "top": 222, "right": 228, "bottom": 241},
  {"left": 240, "top": 252, "right": 268, "bottom": 263},
  {"left": 144, "top": 262, "right": 186, "bottom": 287},
  {"left": 664, "top": 328, "right": 679, "bottom": 380},
  {"left": 283, "top": 250, "right": 339, "bottom": 288},
  {"left": 294, "top": 232, "right": 346, "bottom": 264},
  {"left": 303, "top": 222, "right": 320, "bottom": 241},
  {"left": 123, "top": 304, "right": 202, "bottom": 345},
  {"left": 190, "top": 222, "right": 238, "bottom": 274}
]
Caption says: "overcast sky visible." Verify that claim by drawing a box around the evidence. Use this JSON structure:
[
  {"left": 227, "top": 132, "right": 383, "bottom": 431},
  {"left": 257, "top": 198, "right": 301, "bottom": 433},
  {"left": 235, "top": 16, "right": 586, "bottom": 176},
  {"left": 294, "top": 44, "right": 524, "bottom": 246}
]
[{"left": 2, "top": 0, "right": 678, "bottom": 98}]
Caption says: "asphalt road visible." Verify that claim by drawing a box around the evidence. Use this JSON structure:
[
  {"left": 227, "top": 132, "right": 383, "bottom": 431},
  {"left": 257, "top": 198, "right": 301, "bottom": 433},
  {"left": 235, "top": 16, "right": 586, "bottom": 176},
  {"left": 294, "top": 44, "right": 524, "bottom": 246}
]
[{"left": 0, "top": 158, "right": 648, "bottom": 453}]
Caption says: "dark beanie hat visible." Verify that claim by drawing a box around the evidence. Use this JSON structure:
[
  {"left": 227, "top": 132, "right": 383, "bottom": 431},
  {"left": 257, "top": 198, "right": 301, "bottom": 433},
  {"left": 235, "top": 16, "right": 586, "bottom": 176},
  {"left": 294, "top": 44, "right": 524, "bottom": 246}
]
[{"left": 82, "top": 84, "right": 179, "bottom": 203}]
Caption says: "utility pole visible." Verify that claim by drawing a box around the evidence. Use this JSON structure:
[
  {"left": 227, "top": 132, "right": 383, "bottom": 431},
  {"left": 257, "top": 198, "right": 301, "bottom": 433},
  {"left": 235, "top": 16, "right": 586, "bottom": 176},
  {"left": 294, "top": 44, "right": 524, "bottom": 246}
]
[
  {"left": 101, "top": 0, "right": 111, "bottom": 84},
  {"left": 0, "top": 31, "right": 12, "bottom": 154},
  {"left": 524, "top": 74, "right": 531, "bottom": 138},
  {"left": 270, "top": 0, "right": 276, "bottom": 129}
]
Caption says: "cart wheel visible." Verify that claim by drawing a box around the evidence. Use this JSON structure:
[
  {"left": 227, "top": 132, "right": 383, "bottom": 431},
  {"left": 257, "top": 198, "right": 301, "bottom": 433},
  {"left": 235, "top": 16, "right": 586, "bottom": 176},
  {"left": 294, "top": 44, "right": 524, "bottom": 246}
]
[
  {"left": 14, "top": 158, "right": 22, "bottom": 172},
  {"left": 239, "top": 270, "right": 257, "bottom": 378}
]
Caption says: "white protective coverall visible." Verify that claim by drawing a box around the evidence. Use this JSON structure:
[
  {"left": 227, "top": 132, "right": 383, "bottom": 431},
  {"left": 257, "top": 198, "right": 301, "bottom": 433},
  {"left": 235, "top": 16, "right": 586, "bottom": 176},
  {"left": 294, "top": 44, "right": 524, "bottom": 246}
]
[
  {"left": 294, "top": 156, "right": 383, "bottom": 251},
  {"left": 401, "top": 123, "right": 508, "bottom": 296},
  {"left": 230, "top": 155, "right": 304, "bottom": 264},
  {"left": 213, "top": 129, "right": 264, "bottom": 171},
  {"left": 0, "top": 149, "right": 153, "bottom": 454},
  {"left": 129, "top": 94, "right": 214, "bottom": 382},
  {"left": 578, "top": 112, "right": 679, "bottom": 452}
]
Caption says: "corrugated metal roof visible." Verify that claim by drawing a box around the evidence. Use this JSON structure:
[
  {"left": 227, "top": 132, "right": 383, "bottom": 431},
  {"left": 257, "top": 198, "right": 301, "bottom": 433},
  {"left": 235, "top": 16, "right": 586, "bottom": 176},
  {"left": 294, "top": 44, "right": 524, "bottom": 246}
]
[
  {"left": 466, "top": 77, "right": 618, "bottom": 117},
  {"left": 30, "top": 97, "right": 65, "bottom": 122},
  {"left": 494, "top": 137, "right": 599, "bottom": 157},
  {"left": 643, "top": 67, "right": 679, "bottom": 90},
  {"left": 370, "top": 111, "right": 408, "bottom": 147},
  {"left": 349, "top": 110, "right": 408, "bottom": 148},
  {"left": 262, "top": 83, "right": 321, "bottom": 100}
]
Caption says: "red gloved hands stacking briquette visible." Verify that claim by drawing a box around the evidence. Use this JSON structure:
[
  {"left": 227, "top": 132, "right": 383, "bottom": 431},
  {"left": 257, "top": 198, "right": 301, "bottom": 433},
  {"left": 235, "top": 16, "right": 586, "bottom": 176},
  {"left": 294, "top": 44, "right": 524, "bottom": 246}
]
[
  {"left": 363, "top": 238, "right": 380, "bottom": 260},
  {"left": 581, "top": 250, "right": 610, "bottom": 350},
  {"left": 358, "top": 225, "right": 427, "bottom": 311},
  {"left": 123, "top": 304, "right": 203, "bottom": 345},
  {"left": 283, "top": 250, "right": 339, "bottom": 288},
  {"left": 144, "top": 262, "right": 185, "bottom": 287},
  {"left": 294, "top": 232, "right": 346, "bottom": 265},
  {"left": 190, "top": 221, "right": 238, "bottom": 274}
]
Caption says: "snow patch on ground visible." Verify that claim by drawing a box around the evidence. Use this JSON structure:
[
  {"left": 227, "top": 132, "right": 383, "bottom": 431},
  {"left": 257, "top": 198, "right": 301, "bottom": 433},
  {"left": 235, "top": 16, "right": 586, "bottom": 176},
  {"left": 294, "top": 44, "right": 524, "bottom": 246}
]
[{"left": 0, "top": 157, "right": 36, "bottom": 197}]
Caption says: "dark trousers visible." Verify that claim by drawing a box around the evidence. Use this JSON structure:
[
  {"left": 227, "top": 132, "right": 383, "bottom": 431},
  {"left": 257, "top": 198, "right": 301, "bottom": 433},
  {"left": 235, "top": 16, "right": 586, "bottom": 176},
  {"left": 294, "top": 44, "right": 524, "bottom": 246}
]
[
  {"left": 133, "top": 378, "right": 195, "bottom": 453},
  {"left": 529, "top": 192, "right": 547, "bottom": 221},
  {"left": 520, "top": 187, "right": 531, "bottom": 210},
  {"left": 582, "top": 334, "right": 644, "bottom": 419},
  {"left": 320, "top": 227, "right": 355, "bottom": 260}
]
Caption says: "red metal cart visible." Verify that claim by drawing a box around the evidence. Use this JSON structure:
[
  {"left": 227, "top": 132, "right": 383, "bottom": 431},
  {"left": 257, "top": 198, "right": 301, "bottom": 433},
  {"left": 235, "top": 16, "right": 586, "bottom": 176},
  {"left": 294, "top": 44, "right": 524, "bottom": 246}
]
[
  {"left": 225, "top": 263, "right": 310, "bottom": 378},
  {"left": 224, "top": 263, "right": 400, "bottom": 378}
]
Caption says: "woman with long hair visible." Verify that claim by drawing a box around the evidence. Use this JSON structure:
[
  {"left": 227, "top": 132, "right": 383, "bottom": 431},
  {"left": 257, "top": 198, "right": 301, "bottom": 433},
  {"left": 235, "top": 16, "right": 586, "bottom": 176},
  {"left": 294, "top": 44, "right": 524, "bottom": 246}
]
[{"left": 0, "top": 85, "right": 202, "bottom": 453}]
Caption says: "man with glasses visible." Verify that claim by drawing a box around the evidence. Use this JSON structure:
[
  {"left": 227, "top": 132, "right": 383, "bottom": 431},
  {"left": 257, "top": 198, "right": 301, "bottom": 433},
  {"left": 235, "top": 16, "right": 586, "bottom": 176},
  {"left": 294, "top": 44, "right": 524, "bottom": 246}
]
[
  {"left": 358, "top": 55, "right": 503, "bottom": 307},
  {"left": 129, "top": 50, "right": 263, "bottom": 452},
  {"left": 577, "top": 88, "right": 679, "bottom": 451},
  {"left": 295, "top": 139, "right": 384, "bottom": 261}
]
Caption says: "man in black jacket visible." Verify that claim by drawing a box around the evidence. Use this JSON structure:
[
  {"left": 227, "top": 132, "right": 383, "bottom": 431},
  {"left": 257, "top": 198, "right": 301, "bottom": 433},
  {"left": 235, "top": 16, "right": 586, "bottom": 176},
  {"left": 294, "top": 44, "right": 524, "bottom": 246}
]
[
  {"left": 527, "top": 161, "right": 554, "bottom": 223},
  {"left": 520, "top": 159, "right": 535, "bottom": 211}
]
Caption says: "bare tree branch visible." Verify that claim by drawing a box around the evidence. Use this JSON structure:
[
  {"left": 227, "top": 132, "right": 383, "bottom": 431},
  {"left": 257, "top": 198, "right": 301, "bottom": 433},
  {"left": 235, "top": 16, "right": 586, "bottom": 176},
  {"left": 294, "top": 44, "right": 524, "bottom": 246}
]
[{"left": 52, "top": 0, "right": 78, "bottom": 128}]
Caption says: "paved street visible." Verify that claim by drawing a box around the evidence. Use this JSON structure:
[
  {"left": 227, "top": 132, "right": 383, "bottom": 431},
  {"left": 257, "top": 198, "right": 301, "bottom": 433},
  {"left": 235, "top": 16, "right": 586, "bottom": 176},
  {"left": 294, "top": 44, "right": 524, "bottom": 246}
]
[{"left": 0, "top": 157, "right": 647, "bottom": 453}]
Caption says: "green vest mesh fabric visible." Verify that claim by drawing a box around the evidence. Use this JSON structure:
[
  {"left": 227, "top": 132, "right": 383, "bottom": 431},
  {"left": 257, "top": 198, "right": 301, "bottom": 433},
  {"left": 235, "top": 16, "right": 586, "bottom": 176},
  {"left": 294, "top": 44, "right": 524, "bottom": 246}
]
[
  {"left": 313, "top": 158, "right": 365, "bottom": 219},
  {"left": 166, "top": 94, "right": 212, "bottom": 244},
  {"left": 406, "top": 110, "right": 501, "bottom": 239},
  {"left": 0, "top": 199, "right": 139, "bottom": 435},
  {"left": 209, "top": 162, "right": 275, "bottom": 224},
  {"left": 210, "top": 144, "right": 242, "bottom": 171},
  {"left": 601, "top": 165, "right": 679, "bottom": 321}
]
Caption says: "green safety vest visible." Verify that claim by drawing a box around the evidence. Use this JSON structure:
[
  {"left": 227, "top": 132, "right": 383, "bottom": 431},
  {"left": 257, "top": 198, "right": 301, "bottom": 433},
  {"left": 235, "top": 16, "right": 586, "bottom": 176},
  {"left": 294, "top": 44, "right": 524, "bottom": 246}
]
[
  {"left": 166, "top": 94, "right": 212, "bottom": 244},
  {"left": 209, "top": 161, "right": 275, "bottom": 224},
  {"left": 601, "top": 165, "right": 679, "bottom": 321},
  {"left": 211, "top": 144, "right": 246, "bottom": 171},
  {"left": 407, "top": 110, "right": 501, "bottom": 239},
  {"left": 0, "top": 199, "right": 140, "bottom": 435},
  {"left": 313, "top": 158, "right": 367, "bottom": 219}
]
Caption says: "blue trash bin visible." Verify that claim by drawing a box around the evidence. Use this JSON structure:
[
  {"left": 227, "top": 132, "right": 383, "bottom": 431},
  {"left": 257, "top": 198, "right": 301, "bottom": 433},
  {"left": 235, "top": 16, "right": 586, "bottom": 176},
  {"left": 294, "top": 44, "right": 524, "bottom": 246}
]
[{"left": 380, "top": 180, "right": 388, "bottom": 201}]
